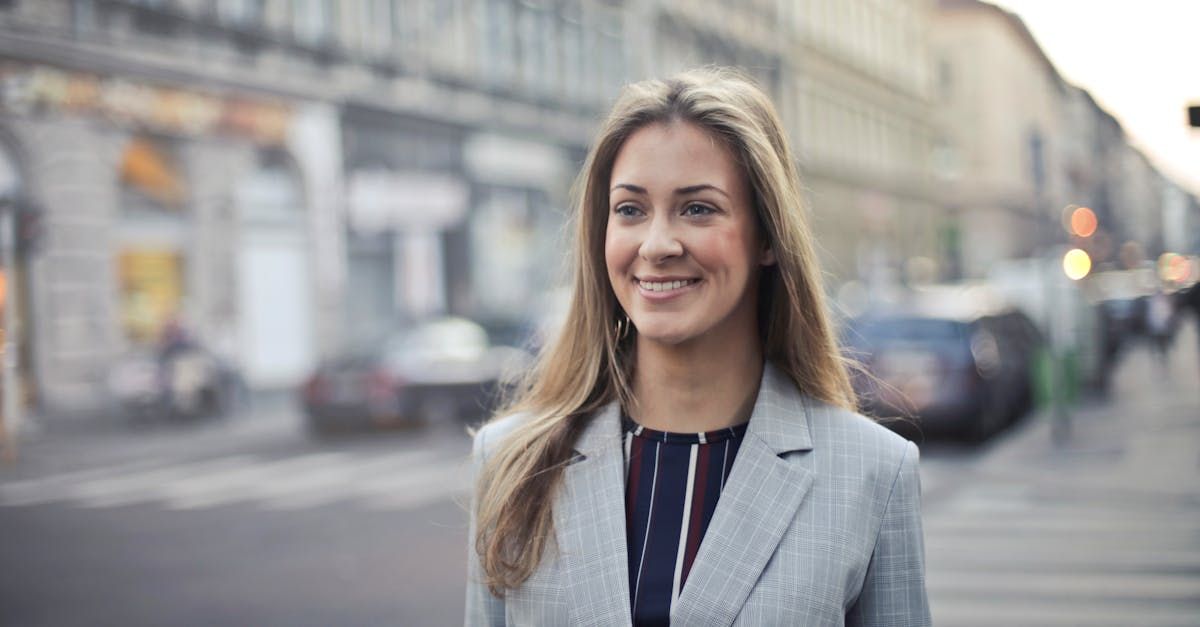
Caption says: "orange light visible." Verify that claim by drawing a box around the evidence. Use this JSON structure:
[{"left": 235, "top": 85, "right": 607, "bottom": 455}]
[
  {"left": 1069, "top": 207, "right": 1097, "bottom": 238},
  {"left": 1159, "top": 253, "right": 1191, "bottom": 283},
  {"left": 1063, "top": 248, "right": 1092, "bottom": 280}
]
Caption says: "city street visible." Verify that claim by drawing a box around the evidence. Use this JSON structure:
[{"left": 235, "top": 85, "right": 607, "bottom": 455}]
[
  {"left": 1, "top": 321, "right": 1198, "bottom": 626},
  {"left": 921, "top": 318, "right": 1200, "bottom": 626}
]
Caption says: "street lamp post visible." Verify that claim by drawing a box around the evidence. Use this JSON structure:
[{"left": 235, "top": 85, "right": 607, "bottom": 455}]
[{"left": 1042, "top": 206, "right": 1098, "bottom": 445}]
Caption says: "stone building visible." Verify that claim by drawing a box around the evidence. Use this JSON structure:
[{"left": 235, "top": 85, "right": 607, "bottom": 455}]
[{"left": 0, "top": 0, "right": 622, "bottom": 415}]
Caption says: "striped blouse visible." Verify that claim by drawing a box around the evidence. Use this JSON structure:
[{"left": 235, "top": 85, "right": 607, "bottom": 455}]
[{"left": 621, "top": 413, "right": 749, "bottom": 626}]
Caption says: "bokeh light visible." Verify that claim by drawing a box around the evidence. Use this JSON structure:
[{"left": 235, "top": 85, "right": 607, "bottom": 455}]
[
  {"left": 1063, "top": 248, "right": 1092, "bottom": 280},
  {"left": 1158, "top": 252, "right": 1191, "bottom": 283},
  {"left": 1069, "top": 206, "right": 1097, "bottom": 237}
]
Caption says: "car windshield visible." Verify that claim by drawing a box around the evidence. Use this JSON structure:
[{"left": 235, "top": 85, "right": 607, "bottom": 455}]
[{"left": 845, "top": 316, "right": 976, "bottom": 366}]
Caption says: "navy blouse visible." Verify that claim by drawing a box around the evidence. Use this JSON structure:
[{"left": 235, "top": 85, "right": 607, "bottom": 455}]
[{"left": 621, "top": 413, "right": 749, "bottom": 626}]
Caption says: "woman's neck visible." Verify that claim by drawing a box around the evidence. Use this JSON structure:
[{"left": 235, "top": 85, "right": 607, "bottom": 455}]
[{"left": 629, "top": 333, "right": 764, "bottom": 433}]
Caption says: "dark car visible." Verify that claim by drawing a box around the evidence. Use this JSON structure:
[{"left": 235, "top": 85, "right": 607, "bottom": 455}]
[
  {"left": 300, "top": 317, "right": 531, "bottom": 436},
  {"left": 844, "top": 308, "right": 1042, "bottom": 441}
]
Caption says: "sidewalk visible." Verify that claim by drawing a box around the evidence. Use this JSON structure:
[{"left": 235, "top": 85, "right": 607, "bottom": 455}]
[
  {"left": 924, "top": 318, "right": 1200, "bottom": 625},
  {"left": 978, "top": 316, "right": 1199, "bottom": 498}
]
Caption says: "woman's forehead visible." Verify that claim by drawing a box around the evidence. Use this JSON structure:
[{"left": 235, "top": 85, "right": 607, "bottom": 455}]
[{"left": 610, "top": 122, "right": 744, "bottom": 194}]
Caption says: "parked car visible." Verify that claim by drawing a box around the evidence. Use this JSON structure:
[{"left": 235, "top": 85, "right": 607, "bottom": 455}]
[
  {"left": 844, "top": 307, "right": 1043, "bottom": 442},
  {"left": 300, "top": 317, "right": 531, "bottom": 436}
]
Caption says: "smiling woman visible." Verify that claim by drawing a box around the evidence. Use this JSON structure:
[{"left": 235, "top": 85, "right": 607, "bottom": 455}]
[{"left": 466, "top": 67, "right": 930, "bottom": 626}]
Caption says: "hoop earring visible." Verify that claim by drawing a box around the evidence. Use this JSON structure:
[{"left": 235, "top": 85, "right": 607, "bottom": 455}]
[{"left": 615, "top": 313, "right": 632, "bottom": 342}]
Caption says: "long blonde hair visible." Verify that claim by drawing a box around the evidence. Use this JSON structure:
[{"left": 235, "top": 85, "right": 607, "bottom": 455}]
[{"left": 473, "top": 67, "right": 856, "bottom": 596}]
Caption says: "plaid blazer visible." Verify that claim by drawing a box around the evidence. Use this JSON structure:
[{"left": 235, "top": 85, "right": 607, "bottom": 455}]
[{"left": 466, "top": 363, "right": 930, "bottom": 626}]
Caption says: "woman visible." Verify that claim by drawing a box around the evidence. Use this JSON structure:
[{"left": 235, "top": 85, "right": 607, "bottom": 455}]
[{"left": 466, "top": 68, "right": 930, "bottom": 626}]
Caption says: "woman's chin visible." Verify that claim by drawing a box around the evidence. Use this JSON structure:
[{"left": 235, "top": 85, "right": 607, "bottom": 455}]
[{"left": 633, "top": 326, "right": 696, "bottom": 347}]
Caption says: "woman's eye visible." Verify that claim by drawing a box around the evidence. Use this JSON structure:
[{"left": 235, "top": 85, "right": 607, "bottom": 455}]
[
  {"left": 614, "top": 204, "right": 641, "bottom": 217},
  {"left": 683, "top": 203, "right": 715, "bottom": 216}
]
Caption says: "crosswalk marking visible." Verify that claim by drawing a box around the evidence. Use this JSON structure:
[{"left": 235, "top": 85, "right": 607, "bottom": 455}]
[
  {"left": 162, "top": 452, "right": 360, "bottom": 510},
  {"left": 0, "top": 448, "right": 472, "bottom": 513},
  {"left": 928, "top": 570, "right": 1199, "bottom": 601},
  {"left": 924, "top": 484, "right": 1200, "bottom": 626},
  {"left": 0, "top": 458, "right": 169, "bottom": 506},
  {"left": 932, "top": 598, "right": 1200, "bottom": 627}
]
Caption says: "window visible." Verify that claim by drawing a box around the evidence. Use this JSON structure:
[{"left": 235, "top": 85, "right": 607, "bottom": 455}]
[
  {"left": 483, "top": 0, "right": 516, "bottom": 87},
  {"left": 293, "top": 0, "right": 333, "bottom": 46},
  {"left": 217, "top": 0, "right": 264, "bottom": 26},
  {"left": 361, "top": 0, "right": 394, "bottom": 57},
  {"left": 561, "top": 1, "right": 584, "bottom": 103},
  {"left": 594, "top": 5, "right": 624, "bottom": 98}
]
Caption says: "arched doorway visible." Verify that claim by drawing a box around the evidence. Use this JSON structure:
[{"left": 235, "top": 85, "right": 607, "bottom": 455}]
[{"left": 235, "top": 150, "right": 315, "bottom": 388}]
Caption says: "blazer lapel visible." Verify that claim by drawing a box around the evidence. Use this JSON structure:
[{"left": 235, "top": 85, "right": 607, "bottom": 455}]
[
  {"left": 554, "top": 401, "right": 633, "bottom": 626},
  {"left": 670, "top": 364, "right": 816, "bottom": 627}
]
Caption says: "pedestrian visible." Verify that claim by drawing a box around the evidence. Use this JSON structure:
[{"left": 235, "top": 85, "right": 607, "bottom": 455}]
[
  {"left": 1145, "top": 289, "right": 1174, "bottom": 368},
  {"left": 1180, "top": 280, "right": 1200, "bottom": 380},
  {"left": 465, "top": 68, "right": 929, "bottom": 626}
]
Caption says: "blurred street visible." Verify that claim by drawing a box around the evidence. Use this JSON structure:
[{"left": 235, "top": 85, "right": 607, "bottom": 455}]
[
  {"left": 0, "top": 320, "right": 1196, "bottom": 625},
  {"left": 924, "top": 318, "right": 1200, "bottom": 626},
  {"left": 0, "top": 399, "right": 478, "bottom": 626}
]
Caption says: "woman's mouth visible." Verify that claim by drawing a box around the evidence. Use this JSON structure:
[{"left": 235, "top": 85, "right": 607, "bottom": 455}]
[{"left": 635, "top": 278, "right": 701, "bottom": 299}]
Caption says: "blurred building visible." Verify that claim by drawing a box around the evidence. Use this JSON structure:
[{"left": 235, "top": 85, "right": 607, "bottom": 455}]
[
  {"left": 4, "top": 0, "right": 1190, "bottom": 417},
  {"left": 932, "top": 0, "right": 1072, "bottom": 278},
  {"left": 932, "top": 0, "right": 1198, "bottom": 278},
  {"left": 0, "top": 0, "right": 619, "bottom": 414},
  {"left": 782, "top": 0, "right": 943, "bottom": 288}
]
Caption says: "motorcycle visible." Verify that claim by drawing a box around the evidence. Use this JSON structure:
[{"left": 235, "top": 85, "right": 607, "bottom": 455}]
[{"left": 107, "top": 347, "right": 244, "bottom": 424}]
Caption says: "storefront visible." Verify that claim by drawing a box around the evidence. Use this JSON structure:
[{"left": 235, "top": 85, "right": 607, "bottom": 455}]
[{"left": 0, "top": 61, "right": 326, "bottom": 412}]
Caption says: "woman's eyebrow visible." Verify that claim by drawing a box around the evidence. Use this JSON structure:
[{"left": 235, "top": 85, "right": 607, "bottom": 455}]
[
  {"left": 610, "top": 183, "right": 730, "bottom": 199},
  {"left": 675, "top": 184, "right": 730, "bottom": 199},
  {"left": 611, "top": 183, "right": 648, "bottom": 195}
]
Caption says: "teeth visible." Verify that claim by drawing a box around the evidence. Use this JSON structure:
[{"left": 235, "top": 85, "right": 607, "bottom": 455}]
[{"left": 639, "top": 279, "right": 697, "bottom": 292}]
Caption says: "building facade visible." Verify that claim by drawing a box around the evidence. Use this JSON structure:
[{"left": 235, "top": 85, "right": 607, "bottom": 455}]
[
  {"left": 7, "top": 0, "right": 1188, "bottom": 417},
  {"left": 782, "top": 0, "right": 942, "bottom": 294},
  {"left": 0, "top": 0, "right": 619, "bottom": 415},
  {"left": 933, "top": 0, "right": 1196, "bottom": 279}
]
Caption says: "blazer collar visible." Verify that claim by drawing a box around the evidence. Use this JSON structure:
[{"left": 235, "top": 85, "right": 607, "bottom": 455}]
[
  {"left": 555, "top": 362, "right": 818, "bottom": 626},
  {"left": 570, "top": 362, "right": 814, "bottom": 457}
]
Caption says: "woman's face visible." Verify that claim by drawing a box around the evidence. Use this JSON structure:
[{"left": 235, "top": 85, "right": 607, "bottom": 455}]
[{"left": 605, "top": 121, "right": 775, "bottom": 348}]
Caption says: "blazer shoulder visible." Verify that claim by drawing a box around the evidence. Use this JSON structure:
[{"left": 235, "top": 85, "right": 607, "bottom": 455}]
[
  {"left": 472, "top": 411, "right": 533, "bottom": 461},
  {"left": 804, "top": 397, "right": 914, "bottom": 470}
]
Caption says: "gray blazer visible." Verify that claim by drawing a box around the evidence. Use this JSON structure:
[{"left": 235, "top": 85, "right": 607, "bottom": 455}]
[{"left": 466, "top": 364, "right": 930, "bottom": 626}]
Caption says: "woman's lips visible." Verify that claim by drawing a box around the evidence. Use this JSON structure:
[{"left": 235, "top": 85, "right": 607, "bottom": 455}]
[{"left": 635, "top": 277, "right": 701, "bottom": 300}]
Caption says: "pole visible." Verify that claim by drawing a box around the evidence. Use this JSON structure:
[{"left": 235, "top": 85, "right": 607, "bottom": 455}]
[
  {"left": 1043, "top": 252, "right": 1072, "bottom": 445},
  {"left": 0, "top": 199, "right": 18, "bottom": 463}
]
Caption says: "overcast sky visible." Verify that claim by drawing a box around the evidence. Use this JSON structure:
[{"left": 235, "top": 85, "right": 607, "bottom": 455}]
[{"left": 989, "top": 0, "right": 1200, "bottom": 195}]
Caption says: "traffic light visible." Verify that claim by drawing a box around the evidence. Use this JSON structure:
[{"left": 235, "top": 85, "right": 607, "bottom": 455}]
[{"left": 1190, "top": 105, "right": 1200, "bottom": 128}]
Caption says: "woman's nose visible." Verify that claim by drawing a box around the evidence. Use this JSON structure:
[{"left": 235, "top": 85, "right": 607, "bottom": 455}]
[{"left": 638, "top": 215, "right": 683, "bottom": 263}]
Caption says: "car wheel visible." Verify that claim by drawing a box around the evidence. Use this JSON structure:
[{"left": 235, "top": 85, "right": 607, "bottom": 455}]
[{"left": 967, "top": 393, "right": 1005, "bottom": 443}]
